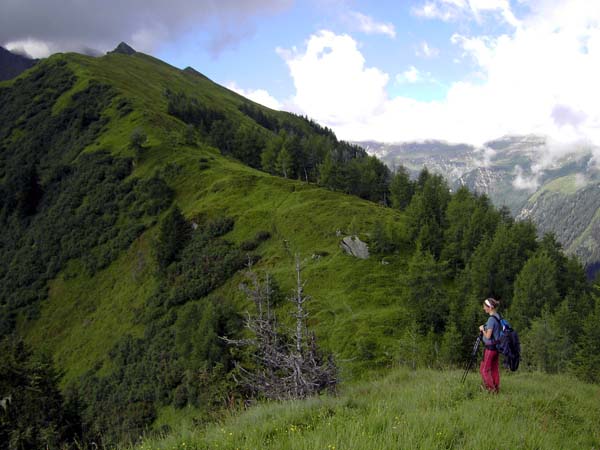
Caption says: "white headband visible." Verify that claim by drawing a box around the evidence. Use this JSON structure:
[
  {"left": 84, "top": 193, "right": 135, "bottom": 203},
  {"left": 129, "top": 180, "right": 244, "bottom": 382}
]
[{"left": 485, "top": 299, "right": 494, "bottom": 308}]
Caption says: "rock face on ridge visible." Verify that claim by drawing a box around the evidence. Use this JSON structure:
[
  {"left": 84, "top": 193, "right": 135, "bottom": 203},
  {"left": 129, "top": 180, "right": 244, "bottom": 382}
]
[
  {"left": 108, "top": 42, "right": 137, "bottom": 55},
  {"left": 340, "top": 236, "right": 370, "bottom": 259},
  {"left": 183, "top": 66, "right": 212, "bottom": 81}
]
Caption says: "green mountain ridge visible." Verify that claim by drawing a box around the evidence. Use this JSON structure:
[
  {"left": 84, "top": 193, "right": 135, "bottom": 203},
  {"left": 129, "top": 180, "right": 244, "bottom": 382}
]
[
  {"left": 0, "top": 49, "right": 410, "bottom": 445},
  {"left": 1, "top": 47, "right": 598, "bottom": 448},
  {"left": 1, "top": 50, "right": 389, "bottom": 349}
]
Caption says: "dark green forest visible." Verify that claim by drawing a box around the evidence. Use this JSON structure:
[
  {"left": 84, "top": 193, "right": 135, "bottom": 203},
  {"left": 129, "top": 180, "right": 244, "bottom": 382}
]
[
  {"left": 1, "top": 57, "right": 599, "bottom": 449},
  {"left": 0, "top": 61, "right": 171, "bottom": 334}
]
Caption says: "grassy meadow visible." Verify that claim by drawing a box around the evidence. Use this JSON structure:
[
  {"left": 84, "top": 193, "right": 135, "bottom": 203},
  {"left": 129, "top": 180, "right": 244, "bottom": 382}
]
[{"left": 132, "top": 368, "right": 600, "bottom": 450}]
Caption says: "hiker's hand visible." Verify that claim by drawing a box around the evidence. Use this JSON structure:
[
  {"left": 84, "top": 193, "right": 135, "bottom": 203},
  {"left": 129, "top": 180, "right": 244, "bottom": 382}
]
[{"left": 479, "top": 325, "right": 484, "bottom": 332}]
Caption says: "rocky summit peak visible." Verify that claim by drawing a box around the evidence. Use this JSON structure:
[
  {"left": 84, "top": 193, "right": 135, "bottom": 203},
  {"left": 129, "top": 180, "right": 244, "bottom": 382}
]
[{"left": 108, "top": 42, "right": 136, "bottom": 55}]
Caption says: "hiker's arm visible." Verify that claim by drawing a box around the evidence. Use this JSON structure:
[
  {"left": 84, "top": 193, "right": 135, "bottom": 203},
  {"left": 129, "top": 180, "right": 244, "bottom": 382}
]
[{"left": 478, "top": 325, "right": 493, "bottom": 339}]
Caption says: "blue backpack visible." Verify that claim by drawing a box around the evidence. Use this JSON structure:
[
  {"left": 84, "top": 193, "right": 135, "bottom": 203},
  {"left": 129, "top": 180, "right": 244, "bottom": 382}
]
[{"left": 491, "top": 315, "right": 521, "bottom": 371}]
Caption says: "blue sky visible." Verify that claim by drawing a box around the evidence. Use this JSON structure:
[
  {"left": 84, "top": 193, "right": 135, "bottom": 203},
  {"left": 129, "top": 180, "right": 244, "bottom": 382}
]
[
  {"left": 2, "top": 0, "right": 600, "bottom": 151},
  {"left": 156, "top": 1, "right": 508, "bottom": 103}
]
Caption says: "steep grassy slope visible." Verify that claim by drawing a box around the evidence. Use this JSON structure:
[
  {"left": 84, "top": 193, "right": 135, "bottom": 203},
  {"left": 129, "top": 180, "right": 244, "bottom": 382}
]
[
  {"left": 135, "top": 367, "right": 600, "bottom": 450},
  {"left": 1, "top": 50, "right": 406, "bottom": 385},
  {"left": 27, "top": 146, "right": 407, "bottom": 384}
]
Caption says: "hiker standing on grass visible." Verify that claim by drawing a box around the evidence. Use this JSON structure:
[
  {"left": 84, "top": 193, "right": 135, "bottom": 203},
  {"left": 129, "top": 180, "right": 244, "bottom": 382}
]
[{"left": 479, "top": 298, "right": 501, "bottom": 393}]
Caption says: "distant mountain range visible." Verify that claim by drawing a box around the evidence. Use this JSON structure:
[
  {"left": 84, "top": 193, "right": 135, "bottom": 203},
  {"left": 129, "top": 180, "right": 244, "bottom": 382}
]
[
  {"left": 360, "top": 136, "right": 600, "bottom": 276},
  {"left": 0, "top": 46, "right": 37, "bottom": 80}
]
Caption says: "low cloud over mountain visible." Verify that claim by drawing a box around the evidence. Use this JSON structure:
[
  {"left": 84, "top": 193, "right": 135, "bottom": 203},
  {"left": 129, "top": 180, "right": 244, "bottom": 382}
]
[
  {"left": 363, "top": 135, "right": 600, "bottom": 273},
  {"left": 0, "top": 0, "right": 290, "bottom": 57}
]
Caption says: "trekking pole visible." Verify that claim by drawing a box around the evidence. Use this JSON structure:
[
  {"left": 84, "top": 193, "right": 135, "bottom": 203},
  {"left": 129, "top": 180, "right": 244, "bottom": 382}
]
[{"left": 460, "top": 332, "right": 482, "bottom": 384}]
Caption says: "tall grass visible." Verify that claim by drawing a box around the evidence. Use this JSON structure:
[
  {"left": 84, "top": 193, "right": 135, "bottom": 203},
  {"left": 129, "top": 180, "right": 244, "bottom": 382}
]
[{"left": 133, "top": 367, "right": 600, "bottom": 450}]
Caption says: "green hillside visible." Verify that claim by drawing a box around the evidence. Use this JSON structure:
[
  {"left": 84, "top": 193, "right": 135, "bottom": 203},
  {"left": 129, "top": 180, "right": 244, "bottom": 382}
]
[
  {"left": 1, "top": 47, "right": 598, "bottom": 449},
  {"left": 519, "top": 175, "right": 600, "bottom": 274},
  {"left": 0, "top": 49, "right": 408, "bottom": 446},
  {"left": 6, "top": 50, "right": 406, "bottom": 375}
]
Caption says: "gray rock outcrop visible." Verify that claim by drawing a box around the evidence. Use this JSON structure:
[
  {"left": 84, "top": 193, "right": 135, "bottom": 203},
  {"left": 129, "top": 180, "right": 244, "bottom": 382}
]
[{"left": 340, "top": 236, "right": 369, "bottom": 259}]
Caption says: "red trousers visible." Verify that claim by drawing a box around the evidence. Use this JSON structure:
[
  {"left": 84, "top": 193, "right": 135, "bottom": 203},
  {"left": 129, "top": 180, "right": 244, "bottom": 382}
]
[{"left": 480, "top": 348, "right": 500, "bottom": 392}]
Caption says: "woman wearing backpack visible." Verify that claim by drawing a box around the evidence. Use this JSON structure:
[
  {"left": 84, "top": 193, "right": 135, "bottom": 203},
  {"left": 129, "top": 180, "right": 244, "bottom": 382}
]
[{"left": 479, "top": 298, "right": 501, "bottom": 393}]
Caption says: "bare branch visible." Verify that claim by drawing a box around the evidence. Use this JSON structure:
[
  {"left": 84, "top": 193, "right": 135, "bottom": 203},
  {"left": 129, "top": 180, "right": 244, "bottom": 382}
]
[{"left": 221, "top": 257, "right": 337, "bottom": 400}]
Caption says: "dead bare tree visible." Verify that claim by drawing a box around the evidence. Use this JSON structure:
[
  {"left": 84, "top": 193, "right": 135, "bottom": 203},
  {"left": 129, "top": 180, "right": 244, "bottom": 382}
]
[{"left": 221, "top": 256, "right": 337, "bottom": 400}]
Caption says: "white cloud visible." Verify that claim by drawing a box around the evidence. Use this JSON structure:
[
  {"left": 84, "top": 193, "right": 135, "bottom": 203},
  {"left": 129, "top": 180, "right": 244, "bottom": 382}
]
[
  {"left": 396, "top": 66, "right": 436, "bottom": 84},
  {"left": 5, "top": 38, "right": 54, "bottom": 58},
  {"left": 346, "top": 11, "right": 396, "bottom": 38},
  {"left": 470, "top": 0, "right": 519, "bottom": 26},
  {"left": 551, "top": 104, "right": 587, "bottom": 128},
  {"left": 413, "top": 1, "right": 461, "bottom": 21},
  {"left": 226, "top": 82, "right": 282, "bottom": 110},
  {"left": 474, "top": 145, "right": 497, "bottom": 167},
  {"left": 416, "top": 41, "right": 440, "bottom": 58},
  {"left": 277, "top": 30, "right": 389, "bottom": 126},
  {"left": 397, "top": 66, "right": 421, "bottom": 84},
  {"left": 0, "top": 0, "right": 291, "bottom": 56},
  {"left": 450, "top": 8, "right": 600, "bottom": 148},
  {"left": 278, "top": 2, "right": 600, "bottom": 167},
  {"left": 512, "top": 165, "right": 541, "bottom": 191},
  {"left": 574, "top": 172, "right": 587, "bottom": 188},
  {"left": 413, "top": 0, "right": 519, "bottom": 26}
]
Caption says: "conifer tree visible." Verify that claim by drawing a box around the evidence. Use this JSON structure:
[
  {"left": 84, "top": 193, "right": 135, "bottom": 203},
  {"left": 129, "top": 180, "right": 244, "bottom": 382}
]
[
  {"left": 302, "top": 134, "right": 329, "bottom": 182},
  {"left": 261, "top": 135, "right": 282, "bottom": 174},
  {"left": 389, "top": 165, "right": 414, "bottom": 210},
  {"left": 440, "top": 320, "right": 464, "bottom": 365},
  {"left": 129, "top": 127, "right": 147, "bottom": 161},
  {"left": 370, "top": 218, "right": 388, "bottom": 254},
  {"left": 184, "top": 123, "right": 196, "bottom": 146},
  {"left": 442, "top": 187, "right": 498, "bottom": 274},
  {"left": 370, "top": 218, "right": 398, "bottom": 254},
  {"left": 233, "top": 124, "right": 264, "bottom": 168},
  {"left": 0, "top": 337, "right": 80, "bottom": 449},
  {"left": 156, "top": 205, "right": 189, "bottom": 271},
  {"left": 511, "top": 251, "right": 560, "bottom": 329},
  {"left": 405, "top": 174, "right": 450, "bottom": 259},
  {"left": 318, "top": 152, "right": 340, "bottom": 190},
  {"left": 401, "top": 247, "right": 448, "bottom": 333},
  {"left": 523, "top": 306, "right": 571, "bottom": 373},
  {"left": 416, "top": 166, "right": 430, "bottom": 191},
  {"left": 277, "top": 145, "right": 293, "bottom": 178},
  {"left": 465, "top": 221, "right": 537, "bottom": 309},
  {"left": 571, "top": 295, "right": 600, "bottom": 383}
]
